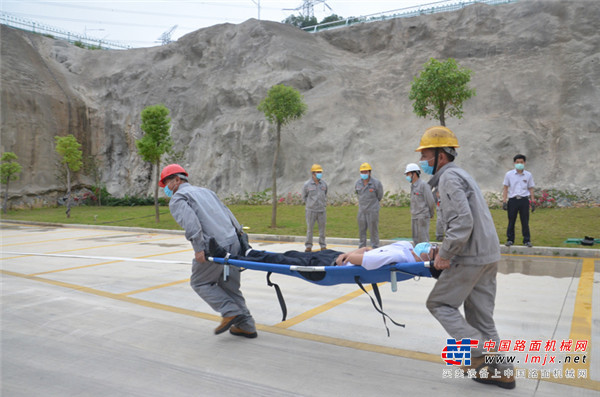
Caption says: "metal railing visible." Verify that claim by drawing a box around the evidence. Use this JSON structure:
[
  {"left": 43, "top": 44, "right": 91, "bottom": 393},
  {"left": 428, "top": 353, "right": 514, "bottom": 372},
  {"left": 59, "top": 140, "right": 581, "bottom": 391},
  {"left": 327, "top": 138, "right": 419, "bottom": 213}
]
[
  {"left": 0, "top": 12, "right": 131, "bottom": 50},
  {"left": 301, "top": 0, "right": 518, "bottom": 33}
]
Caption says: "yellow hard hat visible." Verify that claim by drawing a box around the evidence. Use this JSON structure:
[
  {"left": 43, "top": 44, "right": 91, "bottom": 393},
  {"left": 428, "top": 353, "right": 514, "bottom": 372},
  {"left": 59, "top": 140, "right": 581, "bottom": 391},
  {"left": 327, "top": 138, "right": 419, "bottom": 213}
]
[
  {"left": 359, "top": 162, "right": 372, "bottom": 172},
  {"left": 415, "top": 126, "right": 460, "bottom": 152},
  {"left": 311, "top": 164, "right": 323, "bottom": 173}
]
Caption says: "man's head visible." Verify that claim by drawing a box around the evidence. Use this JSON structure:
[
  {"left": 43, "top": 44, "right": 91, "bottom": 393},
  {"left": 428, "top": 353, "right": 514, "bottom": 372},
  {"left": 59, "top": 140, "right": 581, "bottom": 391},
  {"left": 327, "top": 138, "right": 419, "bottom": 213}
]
[
  {"left": 159, "top": 164, "right": 188, "bottom": 196},
  {"left": 415, "top": 126, "right": 459, "bottom": 175},
  {"left": 359, "top": 162, "right": 372, "bottom": 180},
  {"left": 513, "top": 154, "right": 526, "bottom": 171},
  {"left": 413, "top": 242, "right": 437, "bottom": 261},
  {"left": 311, "top": 164, "right": 323, "bottom": 180},
  {"left": 404, "top": 163, "right": 421, "bottom": 183}
]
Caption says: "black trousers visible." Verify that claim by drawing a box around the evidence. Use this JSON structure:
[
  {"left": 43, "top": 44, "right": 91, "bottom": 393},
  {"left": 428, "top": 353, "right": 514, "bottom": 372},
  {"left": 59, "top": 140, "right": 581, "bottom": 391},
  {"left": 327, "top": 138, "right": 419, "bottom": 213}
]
[
  {"left": 235, "top": 249, "right": 343, "bottom": 267},
  {"left": 506, "top": 197, "right": 531, "bottom": 243}
]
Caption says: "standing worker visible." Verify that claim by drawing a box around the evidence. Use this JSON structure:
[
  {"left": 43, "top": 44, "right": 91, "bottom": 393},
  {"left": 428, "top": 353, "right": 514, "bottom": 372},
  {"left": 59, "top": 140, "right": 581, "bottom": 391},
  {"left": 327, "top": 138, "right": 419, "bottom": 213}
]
[
  {"left": 405, "top": 163, "right": 435, "bottom": 244},
  {"left": 355, "top": 162, "right": 384, "bottom": 248},
  {"left": 416, "top": 127, "right": 515, "bottom": 389},
  {"left": 159, "top": 164, "right": 257, "bottom": 338},
  {"left": 302, "top": 164, "right": 328, "bottom": 252},
  {"left": 502, "top": 154, "right": 535, "bottom": 247}
]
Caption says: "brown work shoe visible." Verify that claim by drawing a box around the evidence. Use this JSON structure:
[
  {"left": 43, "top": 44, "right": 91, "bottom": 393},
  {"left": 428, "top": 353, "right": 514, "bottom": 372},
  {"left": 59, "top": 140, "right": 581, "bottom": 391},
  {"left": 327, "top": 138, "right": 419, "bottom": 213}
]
[
  {"left": 214, "top": 315, "right": 240, "bottom": 335},
  {"left": 461, "top": 354, "right": 487, "bottom": 374},
  {"left": 229, "top": 326, "right": 258, "bottom": 339},
  {"left": 473, "top": 365, "right": 516, "bottom": 389},
  {"left": 305, "top": 247, "right": 312, "bottom": 252}
]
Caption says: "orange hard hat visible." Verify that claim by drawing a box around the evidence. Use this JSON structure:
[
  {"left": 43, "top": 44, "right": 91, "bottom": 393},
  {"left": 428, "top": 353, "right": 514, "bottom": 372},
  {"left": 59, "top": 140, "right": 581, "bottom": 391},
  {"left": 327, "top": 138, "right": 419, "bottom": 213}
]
[{"left": 159, "top": 164, "right": 188, "bottom": 187}]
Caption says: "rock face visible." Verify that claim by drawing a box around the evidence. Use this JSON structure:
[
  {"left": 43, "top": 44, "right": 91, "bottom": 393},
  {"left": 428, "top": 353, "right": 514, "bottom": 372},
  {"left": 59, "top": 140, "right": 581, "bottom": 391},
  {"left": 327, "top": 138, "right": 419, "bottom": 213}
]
[{"left": 1, "top": 0, "right": 599, "bottom": 207}]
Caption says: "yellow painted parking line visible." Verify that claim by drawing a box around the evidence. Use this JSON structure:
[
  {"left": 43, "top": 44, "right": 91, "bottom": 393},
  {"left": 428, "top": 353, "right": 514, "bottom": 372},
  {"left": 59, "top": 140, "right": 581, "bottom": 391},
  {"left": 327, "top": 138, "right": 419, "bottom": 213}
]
[
  {"left": 275, "top": 283, "right": 379, "bottom": 329},
  {"left": 564, "top": 258, "right": 594, "bottom": 374},
  {"left": 44, "top": 235, "right": 182, "bottom": 254},
  {"left": 0, "top": 232, "right": 136, "bottom": 247},
  {"left": 29, "top": 260, "right": 123, "bottom": 276},
  {"left": 26, "top": 248, "right": 193, "bottom": 276},
  {"left": 121, "top": 278, "right": 190, "bottom": 296},
  {"left": 2, "top": 268, "right": 598, "bottom": 391}
]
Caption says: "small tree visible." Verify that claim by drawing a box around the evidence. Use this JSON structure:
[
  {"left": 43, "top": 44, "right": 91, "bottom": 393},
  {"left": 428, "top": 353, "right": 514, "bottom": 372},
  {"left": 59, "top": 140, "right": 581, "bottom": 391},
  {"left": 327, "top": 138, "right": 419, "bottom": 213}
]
[
  {"left": 55, "top": 135, "right": 83, "bottom": 218},
  {"left": 84, "top": 154, "right": 104, "bottom": 206},
  {"left": 258, "top": 84, "right": 307, "bottom": 228},
  {"left": 1, "top": 152, "right": 23, "bottom": 213},
  {"left": 409, "top": 58, "right": 475, "bottom": 126},
  {"left": 136, "top": 104, "right": 173, "bottom": 223}
]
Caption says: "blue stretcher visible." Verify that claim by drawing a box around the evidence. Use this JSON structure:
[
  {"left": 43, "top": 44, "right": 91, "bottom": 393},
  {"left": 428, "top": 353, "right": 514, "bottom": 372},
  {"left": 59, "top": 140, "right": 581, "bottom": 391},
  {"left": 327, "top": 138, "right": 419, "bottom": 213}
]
[{"left": 209, "top": 256, "right": 435, "bottom": 335}]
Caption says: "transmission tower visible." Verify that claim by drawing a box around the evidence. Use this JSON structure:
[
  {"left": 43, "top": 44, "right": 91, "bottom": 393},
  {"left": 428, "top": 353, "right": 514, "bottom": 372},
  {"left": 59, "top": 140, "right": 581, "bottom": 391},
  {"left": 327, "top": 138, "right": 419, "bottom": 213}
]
[
  {"left": 156, "top": 25, "right": 178, "bottom": 45},
  {"left": 285, "top": 0, "right": 332, "bottom": 18}
]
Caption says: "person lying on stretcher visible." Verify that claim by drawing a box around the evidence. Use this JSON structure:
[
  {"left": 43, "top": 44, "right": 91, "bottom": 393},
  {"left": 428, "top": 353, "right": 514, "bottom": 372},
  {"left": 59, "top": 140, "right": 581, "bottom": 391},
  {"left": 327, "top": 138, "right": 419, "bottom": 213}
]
[{"left": 209, "top": 237, "right": 439, "bottom": 272}]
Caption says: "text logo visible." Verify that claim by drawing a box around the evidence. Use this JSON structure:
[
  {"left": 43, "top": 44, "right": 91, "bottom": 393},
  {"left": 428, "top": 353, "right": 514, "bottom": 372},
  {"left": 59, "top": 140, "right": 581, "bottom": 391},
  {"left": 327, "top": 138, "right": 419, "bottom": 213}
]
[{"left": 442, "top": 338, "right": 479, "bottom": 366}]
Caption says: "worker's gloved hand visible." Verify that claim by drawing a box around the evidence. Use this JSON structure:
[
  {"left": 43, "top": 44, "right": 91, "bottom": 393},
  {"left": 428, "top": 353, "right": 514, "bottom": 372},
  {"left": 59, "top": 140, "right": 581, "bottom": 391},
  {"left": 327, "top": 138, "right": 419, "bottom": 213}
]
[
  {"left": 502, "top": 202, "right": 508, "bottom": 211},
  {"left": 531, "top": 202, "right": 536, "bottom": 213}
]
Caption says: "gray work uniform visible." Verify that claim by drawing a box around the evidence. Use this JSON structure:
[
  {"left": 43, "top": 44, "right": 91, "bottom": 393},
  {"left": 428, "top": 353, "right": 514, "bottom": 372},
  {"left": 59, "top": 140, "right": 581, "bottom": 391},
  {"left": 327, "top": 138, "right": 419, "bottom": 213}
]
[
  {"left": 426, "top": 163, "right": 505, "bottom": 362},
  {"left": 169, "top": 183, "right": 255, "bottom": 332},
  {"left": 355, "top": 176, "right": 383, "bottom": 248},
  {"left": 410, "top": 178, "right": 435, "bottom": 244},
  {"left": 302, "top": 178, "right": 327, "bottom": 249}
]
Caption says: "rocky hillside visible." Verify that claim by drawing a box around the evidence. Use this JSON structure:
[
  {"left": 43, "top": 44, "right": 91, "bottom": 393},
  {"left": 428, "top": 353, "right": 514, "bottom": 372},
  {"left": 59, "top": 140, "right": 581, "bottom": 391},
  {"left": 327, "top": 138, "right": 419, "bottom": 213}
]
[{"left": 1, "top": 0, "right": 599, "bottom": 207}]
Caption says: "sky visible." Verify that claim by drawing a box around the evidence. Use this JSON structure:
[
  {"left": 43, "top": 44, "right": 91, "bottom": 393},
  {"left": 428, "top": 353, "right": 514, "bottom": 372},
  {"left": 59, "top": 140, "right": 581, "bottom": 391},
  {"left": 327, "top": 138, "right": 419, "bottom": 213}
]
[{"left": 0, "top": 0, "right": 451, "bottom": 48}]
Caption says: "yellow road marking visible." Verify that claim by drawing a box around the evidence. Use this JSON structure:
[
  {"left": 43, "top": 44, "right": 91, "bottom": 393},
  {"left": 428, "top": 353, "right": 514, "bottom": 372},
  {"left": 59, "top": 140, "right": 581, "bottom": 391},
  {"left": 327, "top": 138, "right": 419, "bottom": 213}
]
[
  {"left": 25, "top": 248, "right": 193, "bottom": 276},
  {"left": 1, "top": 268, "right": 598, "bottom": 391},
  {"left": 121, "top": 278, "right": 190, "bottom": 296},
  {"left": 276, "top": 283, "right": 379, "bottom": 328},
  {"left": 0, "top": 232, "right": 137, "bottom": 247},
  {"left": 563, "top": 258, "right": 594, "bottom": 374}
]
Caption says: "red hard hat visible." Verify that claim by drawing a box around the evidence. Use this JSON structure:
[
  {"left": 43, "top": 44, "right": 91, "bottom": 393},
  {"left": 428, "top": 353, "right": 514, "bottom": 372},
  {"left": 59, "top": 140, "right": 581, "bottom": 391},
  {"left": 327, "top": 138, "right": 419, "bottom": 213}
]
[{"left": 159, "top": 164, "right": 188, "bottom": 187}]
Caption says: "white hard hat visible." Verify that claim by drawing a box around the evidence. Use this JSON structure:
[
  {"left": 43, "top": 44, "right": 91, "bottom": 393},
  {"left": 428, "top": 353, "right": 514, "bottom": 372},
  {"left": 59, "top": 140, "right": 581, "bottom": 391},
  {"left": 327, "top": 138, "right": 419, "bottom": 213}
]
[{"left": 405, "top": 163, "right": 421, "bottom": 174}]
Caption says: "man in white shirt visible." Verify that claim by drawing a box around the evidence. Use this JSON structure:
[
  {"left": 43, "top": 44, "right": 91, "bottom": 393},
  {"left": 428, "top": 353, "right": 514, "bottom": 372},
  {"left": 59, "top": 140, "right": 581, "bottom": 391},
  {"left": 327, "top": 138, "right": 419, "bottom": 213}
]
[{"left": 502, "top": 154, "right": 535, "bottom": 247}]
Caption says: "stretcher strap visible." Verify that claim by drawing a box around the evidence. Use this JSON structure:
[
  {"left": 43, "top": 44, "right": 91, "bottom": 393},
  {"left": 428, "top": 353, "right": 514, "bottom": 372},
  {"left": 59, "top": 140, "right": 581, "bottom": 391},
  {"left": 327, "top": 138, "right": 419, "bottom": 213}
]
[
  {"left": 354, "top": 277, "right": 405, "bottom": 336},
  {"left": 267, "top": 272, "right": 288, "bottom": 321}
]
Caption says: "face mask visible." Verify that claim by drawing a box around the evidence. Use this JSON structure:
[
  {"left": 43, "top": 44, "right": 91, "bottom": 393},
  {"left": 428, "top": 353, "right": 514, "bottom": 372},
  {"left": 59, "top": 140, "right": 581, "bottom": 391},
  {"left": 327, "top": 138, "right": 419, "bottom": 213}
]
[
  {"left": 164, "top": 185, "right": 173, "bottom": 198},
  {"left": 360, "top": 173, "right": 369, "bottom": 180},
  {"left": 405, "top": 175, "right": 412, "bottom": 183},
  {"left": 414, "top": 242, "right": 432, "bottom": 259},
  {"left": 515, "top": 163, "right": 525, "bottom": 171},
  {"left": 419, "top": 160, "right": 434, "bottom": 175},
  {"left": 315, "top": 173, "right": 322, "bottom": 180}
]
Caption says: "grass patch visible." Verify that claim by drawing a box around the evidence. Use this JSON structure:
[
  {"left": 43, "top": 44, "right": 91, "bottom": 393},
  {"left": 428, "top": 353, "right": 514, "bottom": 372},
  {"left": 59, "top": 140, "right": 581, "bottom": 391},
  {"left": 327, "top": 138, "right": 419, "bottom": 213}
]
[{"left": 2, "top": 205, "right": 598, "bottom": 248}]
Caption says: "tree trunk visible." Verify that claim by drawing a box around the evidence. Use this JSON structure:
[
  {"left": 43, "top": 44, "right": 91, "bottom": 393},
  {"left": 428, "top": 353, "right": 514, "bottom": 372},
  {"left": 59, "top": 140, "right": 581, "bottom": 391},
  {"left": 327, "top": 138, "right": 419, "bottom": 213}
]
[
  {"left": 66, "top": 167, "right": 71, "bottom": 218},
  {"left": 154, "top": 161, "right": 160, "bottom": 223},
  {"left": 439, "top": 103, "right": 446, "bottom": 126},
  {"left": 3, "top": 180, "right": 9, "bottom": 214},
  {"left": 271, "top": 122, "right": 281, "bottom": 228}
]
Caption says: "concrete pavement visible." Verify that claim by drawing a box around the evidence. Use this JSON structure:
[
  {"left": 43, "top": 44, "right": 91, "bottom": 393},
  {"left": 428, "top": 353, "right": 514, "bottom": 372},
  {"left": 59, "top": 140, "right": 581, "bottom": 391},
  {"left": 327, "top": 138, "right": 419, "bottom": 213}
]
[{"left": 1, "top": 222, "right": 598, "bottom": 396}]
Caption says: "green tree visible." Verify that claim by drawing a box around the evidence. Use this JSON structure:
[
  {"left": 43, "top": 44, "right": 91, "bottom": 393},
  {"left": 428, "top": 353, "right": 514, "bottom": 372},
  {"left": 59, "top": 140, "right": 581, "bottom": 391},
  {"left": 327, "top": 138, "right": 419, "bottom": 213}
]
[
  {"left": 84, "top": 154, "right": 104, "bottom": 206},
  {"left": 55, "top": 135, "right": 83, "bottom": 218},
  {"left": 136, "top": 104, "right": 173, "bottom": 223},
  {"left": 258, "top": 84, "right": 307, "bottom": 228},
  {"left": 1, "top": 152, "right": 23, "bottom": 213},
  {"left": 283, "top": 14, "right": 318, "bottom": 28},
  {"left": 409, "top": 58, "right": 475, "bottom": 126},
  {"left": 320, "top": 14, "right": 343, "bottom": 24}
]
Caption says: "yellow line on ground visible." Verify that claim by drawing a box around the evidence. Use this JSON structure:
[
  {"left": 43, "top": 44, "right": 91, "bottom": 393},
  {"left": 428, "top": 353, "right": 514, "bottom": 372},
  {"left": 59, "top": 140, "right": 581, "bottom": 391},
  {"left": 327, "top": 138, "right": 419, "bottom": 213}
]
[
  {"left": 40, "top": 235, "right": 183, "bottom": 255},
  {"left": 0, "top": 232, "right": 134, "bottom": 247},
  {"left": 275, "top": 283, "right": 379, "bottom": 329},
  {"left": 29, "top": 260, "right": 123, "bottom": 276},
  {"left": 25, "top": 248, "right": 193, "bottom": 276},
  {"left": 564, "top": 258, "right": 594, "bottom": 374},
  {"left": 2, "top": 268, "right": 598, "bottom": 391},
  {"left": 120, "top": 278, "right": 190, "bottom": 296}
]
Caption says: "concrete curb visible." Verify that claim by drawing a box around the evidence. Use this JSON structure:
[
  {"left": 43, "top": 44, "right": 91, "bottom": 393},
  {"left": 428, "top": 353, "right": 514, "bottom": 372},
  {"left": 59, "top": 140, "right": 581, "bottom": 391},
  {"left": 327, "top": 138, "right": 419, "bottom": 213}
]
[{"left": 2, "top": 219, "right": 598, "bottom": 258}]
